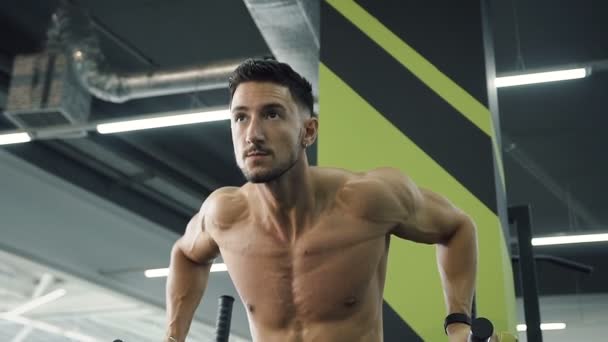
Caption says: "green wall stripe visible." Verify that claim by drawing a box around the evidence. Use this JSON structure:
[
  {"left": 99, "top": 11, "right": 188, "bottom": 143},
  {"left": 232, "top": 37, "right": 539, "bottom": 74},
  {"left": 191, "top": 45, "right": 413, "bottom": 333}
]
[
  {"left": 350, "top": 0, "right": 507, "bottom": 192},
  {"left": 325, "top": 0, "right": 492, "bottom": 137},
  {"left": 355, "top": 0, "right": 489, "bottom": 107},
  {"left": 319, "top": 63, "right": 517, "bottom": 340},
  {"left": 327, "top": 0, "right": 507, "bottom": 194},
  {"left": 321, "top": 1, "right": 497, "bottom": 214}
]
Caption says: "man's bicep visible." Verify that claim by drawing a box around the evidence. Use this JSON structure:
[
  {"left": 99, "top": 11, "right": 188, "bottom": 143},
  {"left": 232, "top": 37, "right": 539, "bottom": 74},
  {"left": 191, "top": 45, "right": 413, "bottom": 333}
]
[{"left": 176, "top": 211, "right": 220, "bottom": 265}]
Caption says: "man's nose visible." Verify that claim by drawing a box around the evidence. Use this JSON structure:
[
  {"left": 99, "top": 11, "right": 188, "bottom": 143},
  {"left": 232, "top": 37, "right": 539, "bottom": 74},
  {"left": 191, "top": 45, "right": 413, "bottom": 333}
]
[{"left": 245, "top": 118, "right": 265, "bottom": 144}]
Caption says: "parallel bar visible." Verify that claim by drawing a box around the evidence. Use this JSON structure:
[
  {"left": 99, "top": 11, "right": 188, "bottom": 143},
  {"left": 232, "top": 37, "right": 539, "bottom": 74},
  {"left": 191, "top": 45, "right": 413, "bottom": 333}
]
[
  {"left": 215, "top": 295, "right": 235, "bottom": 342},
  {"left": 509, "top": 205, "right": 542, "bottom": 342}
]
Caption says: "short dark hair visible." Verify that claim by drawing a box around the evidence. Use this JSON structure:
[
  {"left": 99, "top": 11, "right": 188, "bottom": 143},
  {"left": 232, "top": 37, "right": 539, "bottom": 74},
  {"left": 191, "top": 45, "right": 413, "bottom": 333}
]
[{"left": 228, "top": 58, "right": 315, "bottom": 117}]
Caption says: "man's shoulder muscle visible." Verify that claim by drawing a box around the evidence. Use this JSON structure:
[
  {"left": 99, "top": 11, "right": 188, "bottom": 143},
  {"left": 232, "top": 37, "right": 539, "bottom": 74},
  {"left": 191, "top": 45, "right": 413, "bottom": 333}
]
[
  {"left": 177, "top": 187, "right": 246, "bottom": 263},
  {"left": 203, "top": 186, "right": 249, "bottom": 229},
  {"left": 336, "top": 167, "right": 417, "bottom": 224}
]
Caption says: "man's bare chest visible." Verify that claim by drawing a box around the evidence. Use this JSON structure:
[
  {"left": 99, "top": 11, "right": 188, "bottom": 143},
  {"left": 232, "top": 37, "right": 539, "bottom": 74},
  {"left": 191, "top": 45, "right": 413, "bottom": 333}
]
[{"left": 213, "top": 213, "right": 391, "bottom": 326}]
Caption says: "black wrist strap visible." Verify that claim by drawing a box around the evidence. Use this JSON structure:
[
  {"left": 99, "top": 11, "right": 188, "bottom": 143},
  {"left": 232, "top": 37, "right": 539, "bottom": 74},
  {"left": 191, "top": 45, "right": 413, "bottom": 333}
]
[{"left": 444, "top": 313, "right": 471, "bottom": 334}]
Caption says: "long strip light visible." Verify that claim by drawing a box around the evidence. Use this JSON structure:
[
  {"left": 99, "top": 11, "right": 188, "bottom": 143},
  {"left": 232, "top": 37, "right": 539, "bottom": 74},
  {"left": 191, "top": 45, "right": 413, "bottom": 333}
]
[
  {"left": 0, "top": 314, "right": 98, "bottom": 342},
  {"left": 97, "top": 109, "right": 231, "bottom": 134},
  {"left": 0, "top": 132, "right": 31, "bottom": 145},
  {"left": 145, "top": 263, "right": 228, "bottom": 278},
  {"left": 5, "top": 288, "right": 67, "bottom": 316},
  {"left": 496, "top": 68, "right": 587, "bottom": 88},
  {"left": 517, "top": 322, "right": 566, "bottom": 332},
  {"left": 532, "top": 233, "right": 608, "bottom": 246}
]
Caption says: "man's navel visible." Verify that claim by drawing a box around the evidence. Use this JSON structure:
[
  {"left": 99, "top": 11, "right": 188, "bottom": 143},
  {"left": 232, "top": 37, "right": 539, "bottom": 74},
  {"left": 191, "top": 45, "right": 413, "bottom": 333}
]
[{"left": 344, "top": 295, "right": 358, "bottom": 308}]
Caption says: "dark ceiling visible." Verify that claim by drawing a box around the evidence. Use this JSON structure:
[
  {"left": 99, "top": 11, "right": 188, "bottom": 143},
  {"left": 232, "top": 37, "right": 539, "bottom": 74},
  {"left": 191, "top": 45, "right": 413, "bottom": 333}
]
[
  {"left": 0, "top": 0, "right": 606, "bottom": 298},
  {"left": 491, "top": 0, "right": 608, "bottom": 296}
]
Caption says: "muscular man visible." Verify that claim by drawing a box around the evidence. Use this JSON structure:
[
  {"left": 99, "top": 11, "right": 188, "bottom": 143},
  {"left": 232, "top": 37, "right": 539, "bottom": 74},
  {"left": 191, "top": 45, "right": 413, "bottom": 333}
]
[{"left": 164, "top": 59, "right": 477, "bottom": 342}]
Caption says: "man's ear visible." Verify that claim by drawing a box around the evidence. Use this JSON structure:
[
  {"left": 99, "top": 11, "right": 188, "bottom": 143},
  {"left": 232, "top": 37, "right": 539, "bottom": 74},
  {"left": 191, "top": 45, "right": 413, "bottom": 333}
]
[{"left": 302, "top": 116, "right": 318, "bottom": 147}]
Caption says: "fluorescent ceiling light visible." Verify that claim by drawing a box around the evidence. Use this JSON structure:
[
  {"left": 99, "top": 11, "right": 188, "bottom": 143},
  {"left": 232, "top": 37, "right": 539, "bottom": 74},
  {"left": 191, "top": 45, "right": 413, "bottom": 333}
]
[
  {"left": 97, "top": 109, "right": 231, "bottom": 134},
  {"left": 532, "top": 233, "right": 608, "bottom": 246},
  {"left": 496, "top": 68, "right": 587, "bottom": 88},
  {"left": 517, "top": 322, "right": 566, "bottom": 332},
  {"left": 145, "top": 263, "right": 227, "bottom": 278},
  {"left": 6, "top": 288, "right": 67, "bottom": 316},
  {"left": 0, "top": 132, "right": 31, "bottom": 145},
  {"left": 1, "top": 314, "right": 98, "bottom": 342},
  {"left": 211, "top": 263, "right": 228, "bottom": 272},
  {"left": 144, "top": 268, "right": 169, "bottom": 278},
  {"left": 64, "top": 330, "right": 99, "bottom": 342}
]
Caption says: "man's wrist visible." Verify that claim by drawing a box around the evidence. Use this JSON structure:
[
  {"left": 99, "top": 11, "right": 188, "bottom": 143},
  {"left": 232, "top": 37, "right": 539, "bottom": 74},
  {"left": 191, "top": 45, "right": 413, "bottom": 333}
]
[
  {"left": 164, "top": 335, "right": 179, "bottom": 342},
  {"left": 444, "top": 312, "right": 471, "bottom": 335},
  {"left": 445, "top": 322, "right": 470, "bottom": 335}
]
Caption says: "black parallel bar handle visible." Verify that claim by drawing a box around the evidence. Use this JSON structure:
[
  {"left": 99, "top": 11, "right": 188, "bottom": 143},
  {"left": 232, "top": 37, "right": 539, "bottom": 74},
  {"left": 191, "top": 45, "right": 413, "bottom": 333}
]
[
  {"left": 468, "top": 317, "right": 494, "bottom": 342},
  {"left": 215, "top": 295, "right": 235, "bottom": 342}
]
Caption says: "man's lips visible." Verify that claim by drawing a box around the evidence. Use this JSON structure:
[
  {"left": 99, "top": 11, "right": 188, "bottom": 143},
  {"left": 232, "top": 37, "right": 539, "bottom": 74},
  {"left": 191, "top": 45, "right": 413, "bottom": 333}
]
[{"left": 245, "top": 151, "right": 270, "bottom": 158}]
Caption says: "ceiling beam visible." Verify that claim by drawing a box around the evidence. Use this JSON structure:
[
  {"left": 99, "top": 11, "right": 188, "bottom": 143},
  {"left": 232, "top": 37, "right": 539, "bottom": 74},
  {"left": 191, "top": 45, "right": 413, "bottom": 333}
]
[
  {"left": 6, "top": 141, "right": 189, "bottom": 233},
  {"left": 90, "top": 15, "right": 158, "bottom": 68},
  {"left": 87, "top": 133, "right": 212, "bottom": 201},
  {"left": 118, "top": 134, "right": 223, "bottom": 192}
]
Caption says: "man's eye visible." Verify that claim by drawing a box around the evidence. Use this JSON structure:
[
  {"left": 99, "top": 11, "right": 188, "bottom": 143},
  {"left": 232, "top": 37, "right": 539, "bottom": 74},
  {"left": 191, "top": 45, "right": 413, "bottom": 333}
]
[
  {"left": 265, "top": 111, "right": 279, "bottom": 119},
  {"left": 234, "top": 115, "right": 246, "bottom": 122}
]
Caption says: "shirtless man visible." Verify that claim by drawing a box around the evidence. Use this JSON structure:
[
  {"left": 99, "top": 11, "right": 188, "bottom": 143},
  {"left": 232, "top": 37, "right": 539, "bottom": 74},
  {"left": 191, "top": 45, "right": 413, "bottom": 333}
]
[{"left": 164, "top": 59, "right": 478, "bottom": 342}]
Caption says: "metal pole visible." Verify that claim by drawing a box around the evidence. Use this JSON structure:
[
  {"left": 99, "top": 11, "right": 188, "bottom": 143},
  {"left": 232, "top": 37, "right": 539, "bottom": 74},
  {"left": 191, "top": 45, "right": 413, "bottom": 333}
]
[{"left": 508, "top": 205, "right": 542, "bottom": 342}]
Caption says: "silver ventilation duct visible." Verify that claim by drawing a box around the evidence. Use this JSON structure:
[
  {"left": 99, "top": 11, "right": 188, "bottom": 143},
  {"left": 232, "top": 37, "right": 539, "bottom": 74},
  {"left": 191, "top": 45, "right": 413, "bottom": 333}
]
[
  {"left": 49, "top": 2, "right": 239, "bottom": 103},
  {"left": 5, "top": 51, "right": 91, "bottom": 130},
  {"left": 243, "top": 0, "right": 320, "bottom": 106}
]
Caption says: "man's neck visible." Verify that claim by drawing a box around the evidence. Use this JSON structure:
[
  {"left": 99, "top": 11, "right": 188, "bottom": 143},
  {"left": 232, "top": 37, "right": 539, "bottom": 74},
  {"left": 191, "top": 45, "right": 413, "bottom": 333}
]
[{"left": 252, "top": 158, "right": 316, "bottom": 241}]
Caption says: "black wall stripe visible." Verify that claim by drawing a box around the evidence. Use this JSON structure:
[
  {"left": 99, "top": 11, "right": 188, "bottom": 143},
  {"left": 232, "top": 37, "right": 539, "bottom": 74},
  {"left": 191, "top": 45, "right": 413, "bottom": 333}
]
[
  {"left": 321, "top": 2, "right": 497, "bottom": 213},
  {"left": 355, "top": 0, "right": 489, "bottom": 106},
  {"left": 382, "top": 301, "right": 424, "bottom": 342}
]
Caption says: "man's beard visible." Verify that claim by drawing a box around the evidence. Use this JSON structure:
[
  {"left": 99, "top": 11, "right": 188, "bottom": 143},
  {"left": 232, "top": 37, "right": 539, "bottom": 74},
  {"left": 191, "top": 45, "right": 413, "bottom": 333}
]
[{"left": 241, "top": 151, "right": 299, "bottom": 183}]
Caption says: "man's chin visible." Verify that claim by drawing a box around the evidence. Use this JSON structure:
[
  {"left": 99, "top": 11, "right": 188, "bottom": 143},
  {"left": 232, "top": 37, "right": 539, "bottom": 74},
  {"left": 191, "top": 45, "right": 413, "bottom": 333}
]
[
  {"left": 243, "top": 168, "right": 278, "bottom": 183},
  {"left": 248, "top": 177, "right": 270, "bottom": 184},
  {"left": 247, "top": 174, "right": 277, "bottom": 184},
  {"left": 241, "top": 157, "right": 298, "bottom": 184}
]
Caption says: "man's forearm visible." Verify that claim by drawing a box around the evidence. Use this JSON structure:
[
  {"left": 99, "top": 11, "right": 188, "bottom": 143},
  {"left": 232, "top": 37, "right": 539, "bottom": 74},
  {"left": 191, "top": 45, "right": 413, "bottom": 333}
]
[
  {"left": 165, "top": 244, "right": 211, "bottom": 341},
  {"left": 436, "top": 217, "right": 478, "bottom": 316}
]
